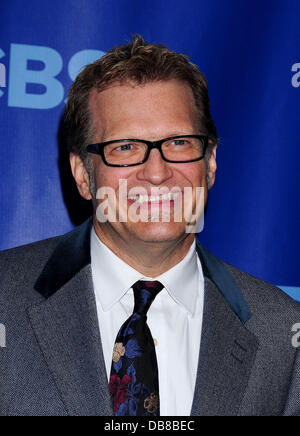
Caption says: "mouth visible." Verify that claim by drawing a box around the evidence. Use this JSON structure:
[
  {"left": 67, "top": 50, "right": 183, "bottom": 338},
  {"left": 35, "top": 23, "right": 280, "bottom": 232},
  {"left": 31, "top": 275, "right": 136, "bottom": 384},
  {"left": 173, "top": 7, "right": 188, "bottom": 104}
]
[{"left": 127, "top": 191, "right": 181, "bottom": 206}]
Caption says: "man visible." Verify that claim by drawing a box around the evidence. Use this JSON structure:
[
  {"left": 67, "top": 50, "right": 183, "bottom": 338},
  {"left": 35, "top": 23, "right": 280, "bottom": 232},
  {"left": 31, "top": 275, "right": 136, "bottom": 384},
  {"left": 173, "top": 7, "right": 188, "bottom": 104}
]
[{"left": 0, "top": 35, "right": 299, "bottom": 416}]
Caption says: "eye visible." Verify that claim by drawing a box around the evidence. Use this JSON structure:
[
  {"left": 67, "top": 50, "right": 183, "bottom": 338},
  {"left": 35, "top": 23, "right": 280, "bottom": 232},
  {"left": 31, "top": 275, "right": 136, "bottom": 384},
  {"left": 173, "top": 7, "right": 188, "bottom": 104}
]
[
  {"left": 171, "top": 139, "right": 189, "bottom": 146},
  {"left": 114, "top": 143, "right": 134, "bottom": 152}
]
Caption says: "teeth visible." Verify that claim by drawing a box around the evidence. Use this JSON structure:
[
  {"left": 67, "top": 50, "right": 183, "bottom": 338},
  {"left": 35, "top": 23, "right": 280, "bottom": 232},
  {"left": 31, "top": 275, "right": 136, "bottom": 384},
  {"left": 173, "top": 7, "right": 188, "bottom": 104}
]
[{"left": 128, "top": 192, "right": 180, "bottom": 203}]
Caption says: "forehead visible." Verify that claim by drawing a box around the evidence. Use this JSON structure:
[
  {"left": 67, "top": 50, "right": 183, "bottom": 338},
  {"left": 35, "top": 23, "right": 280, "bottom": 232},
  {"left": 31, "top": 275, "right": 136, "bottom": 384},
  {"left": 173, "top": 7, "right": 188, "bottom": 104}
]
[{"left": 88, "top": 79, "right": 199, "bottom": 140}]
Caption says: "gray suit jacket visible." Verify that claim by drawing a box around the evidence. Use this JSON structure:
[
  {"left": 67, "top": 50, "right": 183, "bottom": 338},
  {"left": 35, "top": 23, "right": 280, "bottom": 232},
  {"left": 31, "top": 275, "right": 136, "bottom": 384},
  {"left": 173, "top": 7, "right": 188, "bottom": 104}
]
[{"left": 0, "top": 218, "right": 299, "bottom": 416}]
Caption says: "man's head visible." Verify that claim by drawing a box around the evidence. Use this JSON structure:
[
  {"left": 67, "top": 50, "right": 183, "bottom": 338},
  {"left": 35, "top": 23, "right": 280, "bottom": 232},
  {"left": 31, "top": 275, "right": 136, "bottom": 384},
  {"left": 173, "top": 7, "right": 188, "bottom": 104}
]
[{"left": 66, "top": 35, "right": 218, "bottom": 246}]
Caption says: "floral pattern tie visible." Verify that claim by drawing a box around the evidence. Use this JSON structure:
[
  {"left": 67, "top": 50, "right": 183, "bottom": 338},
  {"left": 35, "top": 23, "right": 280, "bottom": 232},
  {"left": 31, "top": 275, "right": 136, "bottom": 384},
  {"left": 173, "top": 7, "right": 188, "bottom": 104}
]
[{"left": 109, "top": 280, "right": 164, "bottom": 416}]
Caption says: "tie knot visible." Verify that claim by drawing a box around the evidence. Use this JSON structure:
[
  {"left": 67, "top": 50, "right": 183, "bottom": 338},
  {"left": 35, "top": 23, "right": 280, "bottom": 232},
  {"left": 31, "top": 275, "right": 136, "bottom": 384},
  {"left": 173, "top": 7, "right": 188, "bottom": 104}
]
[{"left": 132, "top": 281, "right": 164, "bottom": 317}]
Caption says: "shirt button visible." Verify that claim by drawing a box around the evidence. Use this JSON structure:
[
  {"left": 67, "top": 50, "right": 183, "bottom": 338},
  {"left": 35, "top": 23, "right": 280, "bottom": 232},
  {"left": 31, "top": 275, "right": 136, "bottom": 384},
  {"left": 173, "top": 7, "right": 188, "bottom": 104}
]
[{"left": 153, "top": 338, "right": 158, "bottom": 347}]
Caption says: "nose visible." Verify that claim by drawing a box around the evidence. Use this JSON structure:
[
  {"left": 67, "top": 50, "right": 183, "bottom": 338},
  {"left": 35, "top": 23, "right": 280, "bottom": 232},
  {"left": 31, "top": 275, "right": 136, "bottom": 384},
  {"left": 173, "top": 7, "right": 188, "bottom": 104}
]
[{"left": 136, "top": 148, "right": 173, "bottom": 185}]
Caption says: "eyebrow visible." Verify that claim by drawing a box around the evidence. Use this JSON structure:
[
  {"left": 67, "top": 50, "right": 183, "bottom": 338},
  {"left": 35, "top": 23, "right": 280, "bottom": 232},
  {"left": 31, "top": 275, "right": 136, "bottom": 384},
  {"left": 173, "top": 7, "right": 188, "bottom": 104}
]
[{"left": 102, "top": 131, "right": 198, "bottom": 141}]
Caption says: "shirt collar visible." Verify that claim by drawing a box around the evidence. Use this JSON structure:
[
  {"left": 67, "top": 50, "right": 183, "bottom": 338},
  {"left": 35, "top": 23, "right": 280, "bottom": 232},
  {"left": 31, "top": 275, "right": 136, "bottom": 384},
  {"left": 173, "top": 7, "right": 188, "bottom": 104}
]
[{"left": 91, "top": 227, "right": 202, "bottom": 316}]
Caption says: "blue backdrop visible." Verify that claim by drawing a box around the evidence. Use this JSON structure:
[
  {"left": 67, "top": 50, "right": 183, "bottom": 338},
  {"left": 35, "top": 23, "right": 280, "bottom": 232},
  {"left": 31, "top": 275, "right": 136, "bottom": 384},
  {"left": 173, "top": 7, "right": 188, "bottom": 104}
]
[{"left": 0, "top": 0, "right": 299, "bottom": 301}]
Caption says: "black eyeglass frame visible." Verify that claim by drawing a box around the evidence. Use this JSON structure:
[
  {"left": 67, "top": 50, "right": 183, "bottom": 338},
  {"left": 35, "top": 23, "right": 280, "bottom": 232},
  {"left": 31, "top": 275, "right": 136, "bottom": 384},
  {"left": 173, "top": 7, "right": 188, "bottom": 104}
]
[{"left": 86, "top": 135, "right": 209, "bottom": 167}]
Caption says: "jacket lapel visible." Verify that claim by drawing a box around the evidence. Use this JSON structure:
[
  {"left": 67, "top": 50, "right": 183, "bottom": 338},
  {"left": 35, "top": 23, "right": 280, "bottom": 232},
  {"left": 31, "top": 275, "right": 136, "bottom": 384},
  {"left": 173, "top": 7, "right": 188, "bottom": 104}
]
[
  {"left": 191, "top": 277, "right": 259, "bottom": 416},
  {"left": 28, "top": 218, "right": 113, "bottom": 416},
  {"left": 28, "top": 264, "right": 113, "bottom": 416},
  {"left": 191, "top": 242, "right": 259, "bottom": 416}
]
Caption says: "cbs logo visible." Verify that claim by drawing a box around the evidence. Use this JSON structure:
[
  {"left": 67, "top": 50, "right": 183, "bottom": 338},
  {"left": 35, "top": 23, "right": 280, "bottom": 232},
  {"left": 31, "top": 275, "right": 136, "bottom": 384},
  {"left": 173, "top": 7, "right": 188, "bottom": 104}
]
[{"left": 0, "top": 43, "right": 106, "bottom": 109}]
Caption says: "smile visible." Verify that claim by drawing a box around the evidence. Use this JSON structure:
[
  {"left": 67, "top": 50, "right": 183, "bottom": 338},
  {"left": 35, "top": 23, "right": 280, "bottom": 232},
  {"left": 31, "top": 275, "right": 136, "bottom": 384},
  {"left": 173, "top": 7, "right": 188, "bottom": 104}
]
[{"left": 128, "top": 192, "right": 181, "bottom": 204}]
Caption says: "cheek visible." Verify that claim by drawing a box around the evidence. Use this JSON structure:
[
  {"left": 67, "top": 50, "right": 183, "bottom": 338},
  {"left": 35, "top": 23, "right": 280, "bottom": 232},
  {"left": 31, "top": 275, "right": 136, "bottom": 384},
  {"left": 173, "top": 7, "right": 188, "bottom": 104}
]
[
  {"left": 94, "top": 163, "right": 117, "bottom": 187},
  {"left": 94, "top": 163, "right": 134, "bottom": 192},
  {"left": 174, "top": 161, "right": 207, "bottom": 187}
]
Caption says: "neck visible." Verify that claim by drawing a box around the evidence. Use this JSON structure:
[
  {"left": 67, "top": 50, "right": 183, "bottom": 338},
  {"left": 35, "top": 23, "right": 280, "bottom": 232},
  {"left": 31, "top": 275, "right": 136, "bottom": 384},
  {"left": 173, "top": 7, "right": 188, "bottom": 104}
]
[{"left": 93, "top": 218, "right": 196, "bottom": 278}]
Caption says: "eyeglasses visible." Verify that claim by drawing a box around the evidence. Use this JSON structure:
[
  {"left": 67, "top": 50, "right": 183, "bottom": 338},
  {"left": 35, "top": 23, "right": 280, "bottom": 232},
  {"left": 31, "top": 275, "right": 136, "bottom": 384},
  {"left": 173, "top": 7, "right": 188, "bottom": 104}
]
[{"left": 86, "top": 135, "right": 208, "bottom": 167}]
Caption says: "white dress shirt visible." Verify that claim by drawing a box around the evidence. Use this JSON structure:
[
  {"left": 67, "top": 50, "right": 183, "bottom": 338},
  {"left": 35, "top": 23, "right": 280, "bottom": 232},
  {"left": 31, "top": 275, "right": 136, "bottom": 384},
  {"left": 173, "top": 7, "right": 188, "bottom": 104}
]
[{"left": 90, "top": 227, "right": 204, "bottom": 416}]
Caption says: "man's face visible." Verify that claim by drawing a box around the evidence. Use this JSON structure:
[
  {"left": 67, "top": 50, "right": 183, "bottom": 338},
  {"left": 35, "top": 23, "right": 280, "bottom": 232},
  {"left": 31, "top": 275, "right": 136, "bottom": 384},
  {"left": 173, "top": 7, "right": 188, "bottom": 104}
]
[{"left": 73, "top": 79, "right": 217, "bottom": 244}]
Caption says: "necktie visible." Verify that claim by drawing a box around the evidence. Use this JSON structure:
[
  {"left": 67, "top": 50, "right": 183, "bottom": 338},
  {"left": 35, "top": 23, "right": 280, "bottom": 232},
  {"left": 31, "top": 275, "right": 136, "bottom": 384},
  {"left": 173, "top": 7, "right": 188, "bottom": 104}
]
[{"left": 109, "top": 280, "right": 164, "bottom": 416}]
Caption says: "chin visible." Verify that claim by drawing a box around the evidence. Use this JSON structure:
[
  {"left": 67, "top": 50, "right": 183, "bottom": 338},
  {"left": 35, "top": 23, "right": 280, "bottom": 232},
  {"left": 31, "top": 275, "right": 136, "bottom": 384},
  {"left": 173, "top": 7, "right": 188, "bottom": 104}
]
[{"left": 129, "top": 222, "right": 187, "bottom": 243}]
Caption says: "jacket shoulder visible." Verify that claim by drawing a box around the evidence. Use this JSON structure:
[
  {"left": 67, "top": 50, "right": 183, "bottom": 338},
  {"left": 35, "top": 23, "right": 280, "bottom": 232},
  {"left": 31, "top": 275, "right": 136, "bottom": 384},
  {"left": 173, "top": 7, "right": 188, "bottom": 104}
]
[
  {"left": 225, "top": 262, "right": 299, "bottom": 309},
  {"left": 0, "top": 236, "right": 62, "bottom": 305},
  {"left": 0, "top": 237, "right": 61, "bottom": 271}
]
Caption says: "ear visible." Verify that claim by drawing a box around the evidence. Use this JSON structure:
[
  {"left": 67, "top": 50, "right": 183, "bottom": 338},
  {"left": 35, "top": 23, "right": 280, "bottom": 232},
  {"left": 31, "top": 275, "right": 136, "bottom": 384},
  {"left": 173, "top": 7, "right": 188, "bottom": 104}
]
[
  {"left": 208, "top": 144, "right": 217, "bottom": 190},
  {"left": 69, "top": 153, "right": 93, "bottom": 200}
]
